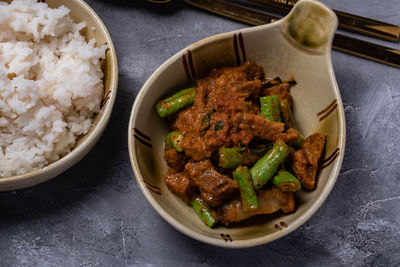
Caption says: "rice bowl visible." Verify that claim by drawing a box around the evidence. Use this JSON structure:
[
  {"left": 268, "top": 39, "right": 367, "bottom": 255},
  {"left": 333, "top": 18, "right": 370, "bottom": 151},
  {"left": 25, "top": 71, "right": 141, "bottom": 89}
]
[
  {"left": 0, "top": 0, "right": 107, "bottom": 177},
  {"left": 0, "top": 0, "right": 117, "bottom": 191}
]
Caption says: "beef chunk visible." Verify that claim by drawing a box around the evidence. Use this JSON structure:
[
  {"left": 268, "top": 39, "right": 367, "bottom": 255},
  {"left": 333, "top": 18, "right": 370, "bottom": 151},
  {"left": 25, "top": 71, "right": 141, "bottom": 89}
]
[
  {"left": 228, "top": 113, "right": 285, "bottom": 145},
  {"left": 164, "top": 169, "right": 196, "bottom": 203},
  {"left": 185, "top": 160, "right": 238, "bottom": 207},
  {"left": 207, "top": 61, "right": 263, "bottom": 81},
  {"left": 164, "top": 149, "right": 187, "bottom": 171},
  {"left": 273, "top": 128, "right": 299, "bottom": 145},
  {"left": 264, "top": 83, "right": 292, "bottom": 106},
  {"left": 180, "top": 134, "right": 213, "bottom": 161},
  {"left": 218, "top": 186, "right": 295, "bottom": 225},
  {"left": 241, "top": 61, "right": 264, "bottom": 80},
  {"left": 172, "top": 105, "right": 208, "bottom": 136},
  {"left": 291, "top": 133, "right": 325, "bottom": 190}
]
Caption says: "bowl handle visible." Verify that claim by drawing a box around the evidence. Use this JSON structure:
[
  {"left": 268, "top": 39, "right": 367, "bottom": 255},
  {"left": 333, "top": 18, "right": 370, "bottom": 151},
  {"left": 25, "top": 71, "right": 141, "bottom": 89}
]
[{"left": 281, "top": 0, "right": 338, "bottom": 53}]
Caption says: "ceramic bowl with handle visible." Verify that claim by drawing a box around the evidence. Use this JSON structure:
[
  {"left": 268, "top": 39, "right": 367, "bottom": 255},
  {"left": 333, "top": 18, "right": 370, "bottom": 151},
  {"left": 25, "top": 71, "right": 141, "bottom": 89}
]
[
  {"left": 128, "top": 0, "right": 345, "bottom": 248},
  {"left": 0, "top": 0, "right": 118, "bottom": 191}
]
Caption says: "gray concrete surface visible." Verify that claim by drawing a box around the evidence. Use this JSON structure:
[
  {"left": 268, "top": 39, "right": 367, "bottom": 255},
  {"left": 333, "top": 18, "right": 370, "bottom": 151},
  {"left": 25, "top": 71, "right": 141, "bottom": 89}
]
[{"left": 1, "top": 0, "right": 399, "bottom": 266}]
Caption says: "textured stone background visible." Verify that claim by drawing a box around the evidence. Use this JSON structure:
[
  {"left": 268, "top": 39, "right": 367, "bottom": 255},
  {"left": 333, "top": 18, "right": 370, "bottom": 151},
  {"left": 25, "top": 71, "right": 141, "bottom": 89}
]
[{"left": 0, "top": 0, "right": 399, "bottom": 266}]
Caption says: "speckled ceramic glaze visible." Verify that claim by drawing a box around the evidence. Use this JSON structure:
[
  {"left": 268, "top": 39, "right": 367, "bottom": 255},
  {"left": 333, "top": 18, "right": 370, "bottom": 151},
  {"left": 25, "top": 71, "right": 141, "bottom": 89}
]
[
  {"left": 128, "top": 0, "right": 345, "bottom": 248},
  {"left": 0, "top": 0, "right": 118, "bottom": 191}
]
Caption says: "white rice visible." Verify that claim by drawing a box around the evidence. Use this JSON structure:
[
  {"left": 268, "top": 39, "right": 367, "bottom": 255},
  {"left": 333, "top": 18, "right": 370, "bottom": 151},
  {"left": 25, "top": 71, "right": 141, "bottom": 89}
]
[{"left": 0, "top": 0, "right": 106, "bottom": 177}]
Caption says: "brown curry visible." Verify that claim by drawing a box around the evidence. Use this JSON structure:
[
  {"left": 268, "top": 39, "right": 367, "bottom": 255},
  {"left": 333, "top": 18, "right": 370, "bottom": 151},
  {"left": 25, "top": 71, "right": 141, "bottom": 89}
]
[{"left": 156, "top": 61, "right": 325, "bottom": 227}]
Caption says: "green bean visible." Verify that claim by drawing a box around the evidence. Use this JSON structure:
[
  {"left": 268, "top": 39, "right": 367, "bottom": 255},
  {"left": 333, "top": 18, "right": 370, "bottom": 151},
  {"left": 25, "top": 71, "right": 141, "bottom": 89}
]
[
  {"left": 165, "top": 131, "right": 183, "bottom": 152},
  {"left": 280, "top": 100, "right": 295, "bottom": 128},
  {"left": 250, "top": 140, "right": 290, "bottom": 189},
  {"left": 219, "top": 147, "right": 243, "bottom": 169},
  {"left": 260, "top": 95, "right": 281, "bottom": 122},
  {"left": 272, "top": 170, "right": 301, "bottom": 192},
  {"left": 233, "top": 166, "right": 259, "bottom": 212},
  {"left": 219, "top": 147, "right": 261, "bottom": 169},
  {"left": 279, "top": 100, "right": 304, "bottom": 148},
  {"left": 156, "top": 87, "right": 196, "bottom": 118},
  {"left": 294, "top": 134, "right": 305, "bottom": 148},
  {"left": 190, "top": 197, "right": 218, "bottom": 227},
  {"left": 242, "top": 150, "right": 263, "bottom": 165}
]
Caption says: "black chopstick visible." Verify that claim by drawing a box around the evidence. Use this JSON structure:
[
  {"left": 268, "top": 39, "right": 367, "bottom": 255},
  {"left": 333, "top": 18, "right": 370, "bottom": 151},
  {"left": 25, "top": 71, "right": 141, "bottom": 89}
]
[
  {"left": 247, "top": 0, "right": 400, "bottom": 42},
  {"left": 182, "top": 0, "right": 400, "bottom": 68}
]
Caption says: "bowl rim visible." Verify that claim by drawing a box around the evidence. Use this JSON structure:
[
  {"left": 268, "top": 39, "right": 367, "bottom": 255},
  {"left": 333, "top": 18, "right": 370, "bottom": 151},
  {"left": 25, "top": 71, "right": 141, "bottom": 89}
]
[
  {"left": 0, "top": 0, "right": 119, "bottom": 189},
  {"left": 128, "top": 14, "right": 345, "bottom": 248}
]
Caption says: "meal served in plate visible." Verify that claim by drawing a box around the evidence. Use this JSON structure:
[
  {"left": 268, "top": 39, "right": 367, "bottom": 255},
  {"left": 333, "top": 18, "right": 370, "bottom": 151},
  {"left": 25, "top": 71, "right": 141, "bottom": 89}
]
[
  {"left": 156, "top": 61, "right": 325, "bottom": 227},
  {"left": 0, "top": 0, "right": 106, "bottom": 177}
]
